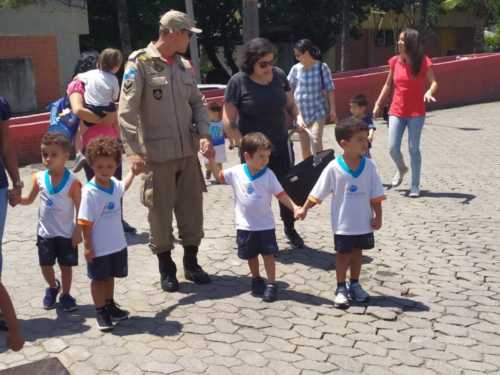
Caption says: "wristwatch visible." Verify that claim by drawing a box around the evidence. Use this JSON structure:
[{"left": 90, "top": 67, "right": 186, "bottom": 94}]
[{"left": 13, "top": 180, "right": 23, "bottom": 189}]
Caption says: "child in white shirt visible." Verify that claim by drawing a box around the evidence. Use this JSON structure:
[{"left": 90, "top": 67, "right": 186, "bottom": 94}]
[
  {"left": 77, "top": 48, "right": 122, "bottom": 121},
  {"left": 297, "top": 117, "right": 385, "bottom": 308},
  {"left": 214, "top": 132, "right": 301, "bottom": 302},
  {"left": 78, "top": 136, "right": 137, "bottom": 331},
  {"left": 73, "top": 48, "right": 123, "bottom": 172},
  {"left": 20, "top": 133, "right": 82, "bottom": 312},
  {"left": 201, "top": 102, "right": 227, "bottom": 182}
]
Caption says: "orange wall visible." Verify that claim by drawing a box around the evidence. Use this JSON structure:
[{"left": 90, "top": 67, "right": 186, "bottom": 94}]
[{"left": 0, "top": 36, "right": 61, "bottom": 111}]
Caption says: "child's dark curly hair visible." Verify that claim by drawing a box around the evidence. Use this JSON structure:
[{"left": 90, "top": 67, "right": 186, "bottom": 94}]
[
  {"left": 85, "top": 136, "right": 121, "bottom": 165},
  {"left": 41, "top": 132, "right": 72, "bottom": 153}
]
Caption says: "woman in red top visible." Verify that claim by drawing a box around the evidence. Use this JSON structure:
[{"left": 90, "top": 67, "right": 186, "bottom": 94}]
[{"left": 374, "top": 28, "right": 438, "bottom": 197}]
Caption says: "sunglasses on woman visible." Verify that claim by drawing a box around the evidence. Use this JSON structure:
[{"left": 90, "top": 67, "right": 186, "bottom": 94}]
[
  {"left": 183, "top": 29, "right": 194, "bottom": 38},
  {"left": 257, "top": 58, "right": 276, "bottom": 69}
]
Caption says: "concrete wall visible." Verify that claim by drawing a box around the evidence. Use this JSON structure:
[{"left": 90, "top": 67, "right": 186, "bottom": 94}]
[
  {"left": 0, "top": 0, "right": 89, "bottom": 93},
  {"left": 0, "top": 58, "right": 37, "bottom": 113}
]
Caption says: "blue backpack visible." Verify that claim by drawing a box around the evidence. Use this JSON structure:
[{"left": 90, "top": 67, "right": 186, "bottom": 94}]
[
  {"left": 47, "top": 95, "right": 80, "bottom": 141},
  {"left": 0, "top": 97, "right": 12, "bottom": 122}
]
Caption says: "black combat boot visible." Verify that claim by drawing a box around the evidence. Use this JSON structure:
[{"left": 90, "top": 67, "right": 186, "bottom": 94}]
[
  {"left": 157, "top": 252, "right": 179, "bottom": 292},
  {"left": 183, "top": 246, "right": 211, "bottom": 284}
]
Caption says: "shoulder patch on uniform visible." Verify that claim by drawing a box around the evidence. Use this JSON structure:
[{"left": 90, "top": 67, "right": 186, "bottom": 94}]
[
  {"left": 138, "top": 53, "right": 153, "bottom": 62},
  {"left": 128, "top": 49, "right": 145, "bottom": 61},
  {"left": 123, "top": 66, "right": 137, "bottom": 81},
  {"left": 122, "top": 79, "right": 134, "bottom": 95}
]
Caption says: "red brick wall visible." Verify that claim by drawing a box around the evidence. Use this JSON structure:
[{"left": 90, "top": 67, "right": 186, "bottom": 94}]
[{"left": 0, "top": 36, "right": 61, "bottom": 111}]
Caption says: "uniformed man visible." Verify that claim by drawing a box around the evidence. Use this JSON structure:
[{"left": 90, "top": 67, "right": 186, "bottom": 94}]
[{"left": 118, "top": 10, "right": 213, "bottom": 292}]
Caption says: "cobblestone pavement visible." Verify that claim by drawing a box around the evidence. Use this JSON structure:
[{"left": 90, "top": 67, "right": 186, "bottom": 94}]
[{"left": 1, "top": 101, "right": 500, "bottom": 374}]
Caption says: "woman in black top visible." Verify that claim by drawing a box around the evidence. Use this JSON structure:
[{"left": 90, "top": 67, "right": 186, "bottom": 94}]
[{"left": 223, "top": 38, "right": 304, "bottom": 248}]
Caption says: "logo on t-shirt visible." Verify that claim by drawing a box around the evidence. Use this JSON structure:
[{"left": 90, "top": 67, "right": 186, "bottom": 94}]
[
  {"left": 46, "top": 199, "right": 54, "bottom": 207},
  {"left": 107, "top": 202, "right": 115, "bottom": 210},
  {"left": 246, "top": 183, "right": 255, "bottom": 195},
  {"left": 347, "top": 185, "right": 358, "bottom": 193}
]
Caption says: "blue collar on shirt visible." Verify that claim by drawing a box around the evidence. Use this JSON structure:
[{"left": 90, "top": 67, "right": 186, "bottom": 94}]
[
  {"left": 45, "top": 169, "right": 70, "bottom": 195},
  {"left": 88, "top": 178, "right": 114, "bottom": 195},
  {"left": 337, "top": 155, "right": 366, "bottom": 178},
  {"left": 243, "top": 164, "right": 268, "bottom": 181}
]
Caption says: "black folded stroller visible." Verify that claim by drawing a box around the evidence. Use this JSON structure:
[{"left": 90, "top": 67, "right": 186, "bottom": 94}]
[{"left": 282, "top": 128, "right": 335, "bottom": 205}]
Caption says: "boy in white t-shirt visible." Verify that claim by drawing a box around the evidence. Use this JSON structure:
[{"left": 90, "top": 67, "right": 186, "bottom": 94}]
[
  {"left": 297, "top": 117, "right": 385, "bottom": 308},
  {"left": 78, "top": 137, "right": 137, "bottom": 331},
  {"left": 214, "top": 132, "right": 301, "bottom": 302},
  {"left": 20, "top": 133, "right": 82, "bottom": 312}
]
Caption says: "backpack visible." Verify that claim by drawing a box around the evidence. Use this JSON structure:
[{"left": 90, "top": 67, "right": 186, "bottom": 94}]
[
  {"left": 47, "top": 95, "right": 80, "bottom": 141},
  {"left": 0, "top": 97, "right": 12, "bottom": 122}
]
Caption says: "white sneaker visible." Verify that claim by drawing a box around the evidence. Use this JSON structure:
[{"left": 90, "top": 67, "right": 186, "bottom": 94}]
[
  {"left": 334, "top": 286, "right": 349, "bottom": 308},
  {"left": 73, "top": 152, "right": 87, "bottom": 173},
  {"left": 348, "top": 282, "right": 370, "bottom": 303},
  {"left": 409, "top": 186, "right": 420, "bottom": 198},
  {"left": 391, "top": 166, "right": 408, "bottom": 187}
]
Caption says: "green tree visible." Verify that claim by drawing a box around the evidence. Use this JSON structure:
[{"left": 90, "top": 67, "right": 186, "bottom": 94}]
[
  {"left": 0, "top": 0, "right": 39, "bottom": 7},
  {"left": 443, "top": 0, "right": 500, "bottom": 51},
  {"left": 193, "top": 0, "right": 241, "bottom": 74}
]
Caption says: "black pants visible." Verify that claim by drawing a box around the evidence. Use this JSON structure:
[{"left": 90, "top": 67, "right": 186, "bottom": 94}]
[{"left": 241, "top": 137, "right": 295, "bottom": 230}]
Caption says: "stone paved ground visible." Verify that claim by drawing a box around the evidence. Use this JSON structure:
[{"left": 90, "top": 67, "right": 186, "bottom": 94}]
[{"left": 1, "top": 101, "right": 500, "bottom": 374}]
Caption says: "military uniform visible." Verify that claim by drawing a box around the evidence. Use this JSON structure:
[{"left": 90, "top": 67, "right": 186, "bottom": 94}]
[{"left": 118, "top": 42, "right": 209, "bottom": 257}]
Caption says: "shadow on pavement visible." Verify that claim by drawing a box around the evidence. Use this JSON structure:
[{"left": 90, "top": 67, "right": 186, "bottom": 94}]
[
  {"left": 277, "top": 246, "right": 373, "bottom": 271},
  {"left": 367, "top": 295, "right": 429, "bottom": 312},
  {"left": 396, "top": 189, "right": 476, "bottom": 204},
  {"left": 0, "top": 306, "right": 95, "bottom": 353},
  {"left": 154, "top": 274, "right": 336, "bottom": 319}
]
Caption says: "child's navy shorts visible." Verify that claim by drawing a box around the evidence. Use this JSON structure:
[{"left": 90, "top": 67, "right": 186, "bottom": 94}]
[
  {"left": 87, "top": 248, "right": 128, "bottom": 280},
  {"left": 37, "top": 236, "right": 78, "bottom": 267},
  {"left": 334, "top": 233, "right": 374, "bottom": 253},
  {"left": 236, "top": 229, "right": 279, "bottom": 260}
]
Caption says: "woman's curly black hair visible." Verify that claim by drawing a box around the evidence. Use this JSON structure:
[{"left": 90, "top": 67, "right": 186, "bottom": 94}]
[{"left": 240, "top": 38, "right": 277, "bottom": 75}]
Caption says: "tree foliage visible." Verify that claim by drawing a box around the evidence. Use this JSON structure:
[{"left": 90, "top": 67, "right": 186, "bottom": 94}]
[{"left": 0, "top": 0, "right": 40, "bottom": 8}]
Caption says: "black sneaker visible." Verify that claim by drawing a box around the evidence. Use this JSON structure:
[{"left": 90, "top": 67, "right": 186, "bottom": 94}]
[
  {"left": 251, "top": 277, "right": 266, "bottom": 296},
  {"left": 59, "top": 293, "right": 78, "bottom": 312},
  {"left": 96, "top": 308, "right": 114, "bottom": 331},
  {"left": 185, "top": 265, "right": 211, "bottom": 284},
  {"left": 285, "top": 228, "right": 305, "bottom": 248},
  {"left": 43, "top": 279, "right": 61, "bottom": 310},
  {"left": 0, "top": 316, "right": 7, "bottom": 332},
  {"left": 106, "top": 300, "right": 129, "bottom": 321},
  {"left": 263, "top": 283, "right": 278, "bottom": 303},
  {"left": 161, "top": 273, "right": 180, "bottom": 292},
  {"left": 122, "top": 220, "right": 137, "bottom": 234}
]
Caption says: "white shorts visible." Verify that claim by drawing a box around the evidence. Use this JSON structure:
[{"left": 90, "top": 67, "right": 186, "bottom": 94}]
[{"left": 201, "top": 144, "right": 227, "bottom": 164}]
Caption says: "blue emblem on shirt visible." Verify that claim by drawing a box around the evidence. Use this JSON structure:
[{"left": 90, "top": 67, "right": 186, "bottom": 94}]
[
  {"left": 246, "top": 184, "right": 255, "bottom": 195},
  {"left": 348, "top": 185, "right": 358, "bottom": 193},
  {"left": 46, "top": 199, "right": 54, "bottom": 207},
  {"left": 107, "top": 202, "right": 115, "bottom": 210}
]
